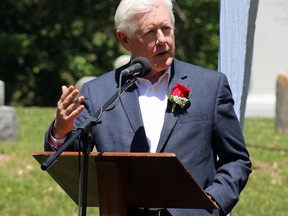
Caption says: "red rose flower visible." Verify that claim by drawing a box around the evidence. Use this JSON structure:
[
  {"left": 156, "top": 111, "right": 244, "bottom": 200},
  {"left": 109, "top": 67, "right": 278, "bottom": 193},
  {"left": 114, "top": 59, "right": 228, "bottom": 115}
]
[
  {"left": 171, "top": 83, "right": 190, "bottom": 98},
  {"left": 167, "top": 83, "right": 191, "bottom": 113}
]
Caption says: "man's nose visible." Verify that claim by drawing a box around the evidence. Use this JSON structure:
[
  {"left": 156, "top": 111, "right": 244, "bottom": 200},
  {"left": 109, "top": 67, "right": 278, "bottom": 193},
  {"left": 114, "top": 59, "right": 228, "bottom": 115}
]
[{"left": 156, "top": 29, "right": 166, "bottom": 44}]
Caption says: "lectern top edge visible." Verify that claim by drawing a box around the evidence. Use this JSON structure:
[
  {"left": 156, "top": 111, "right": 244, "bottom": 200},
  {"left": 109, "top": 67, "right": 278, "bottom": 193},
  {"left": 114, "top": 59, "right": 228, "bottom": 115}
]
[{"left": 33, "top": 151, "right": 177, "bottom": 158}]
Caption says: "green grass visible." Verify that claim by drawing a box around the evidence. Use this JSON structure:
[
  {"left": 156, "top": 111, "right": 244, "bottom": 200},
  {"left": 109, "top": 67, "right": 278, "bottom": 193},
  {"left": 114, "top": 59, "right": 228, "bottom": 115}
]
[
  {"left": 1, "top": 107, "right": 287, "bottom": 215},
  {"left": 0, "top": 107, "right": 98, "bottom": 216},
  {"left": 234, "top": 118, "right": 288, "bottom": 216}
]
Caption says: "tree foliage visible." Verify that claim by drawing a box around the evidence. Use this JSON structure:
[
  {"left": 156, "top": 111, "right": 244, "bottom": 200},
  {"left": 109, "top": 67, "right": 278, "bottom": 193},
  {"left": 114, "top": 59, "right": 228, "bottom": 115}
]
[{"left": 0, "top": 0, "right": 219, "bottom": 106}]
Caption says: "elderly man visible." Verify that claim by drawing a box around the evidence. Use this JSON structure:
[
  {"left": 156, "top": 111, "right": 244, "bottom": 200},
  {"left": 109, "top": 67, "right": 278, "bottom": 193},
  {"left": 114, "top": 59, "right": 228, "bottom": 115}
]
[{"left": 44, "top": 0, "right": 251, "bottom": 215}]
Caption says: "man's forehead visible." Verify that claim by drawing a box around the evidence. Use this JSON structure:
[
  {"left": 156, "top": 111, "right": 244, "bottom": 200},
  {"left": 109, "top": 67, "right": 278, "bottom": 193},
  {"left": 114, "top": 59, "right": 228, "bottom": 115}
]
[{"left": 135, "top": 6, "right": 172, "bottom": 29}]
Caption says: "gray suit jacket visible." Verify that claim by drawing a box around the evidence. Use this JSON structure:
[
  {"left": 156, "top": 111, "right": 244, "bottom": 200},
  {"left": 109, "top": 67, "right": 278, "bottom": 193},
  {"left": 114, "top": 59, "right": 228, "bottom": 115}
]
[{"left": 45, "top": 58, "right": 251, "bottom": 216}]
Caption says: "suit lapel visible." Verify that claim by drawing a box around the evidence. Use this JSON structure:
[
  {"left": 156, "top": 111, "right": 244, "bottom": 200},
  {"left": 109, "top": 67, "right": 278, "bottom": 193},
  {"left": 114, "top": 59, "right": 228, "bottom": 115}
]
[
  {"left": 114, "top": 64, "right": 144, "bottom": 134},
  {"left": 157, "top": 60, "right": 190, "bottom": 152},
  {"left": 120, "top": 85, "right": 144, "bottom": 133},
  {"left": 120, "top": 84, "right": 150, "bottom": 152}
]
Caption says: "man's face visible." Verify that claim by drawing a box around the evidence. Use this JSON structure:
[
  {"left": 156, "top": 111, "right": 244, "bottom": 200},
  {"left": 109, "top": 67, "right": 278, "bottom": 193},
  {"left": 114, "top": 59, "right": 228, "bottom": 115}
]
[{"left": 119, "top": 4, "right": 175, "bottom": 79}]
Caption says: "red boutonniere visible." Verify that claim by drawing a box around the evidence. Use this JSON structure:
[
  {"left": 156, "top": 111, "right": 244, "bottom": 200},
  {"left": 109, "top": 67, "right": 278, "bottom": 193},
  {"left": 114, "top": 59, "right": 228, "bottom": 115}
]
[{"left": 167, "top": 83, "right": 191, "bottom": 113}]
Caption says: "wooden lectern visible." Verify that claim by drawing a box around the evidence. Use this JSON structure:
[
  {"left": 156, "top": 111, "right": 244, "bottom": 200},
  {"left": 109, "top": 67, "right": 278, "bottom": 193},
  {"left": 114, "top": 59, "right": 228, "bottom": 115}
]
[{"left": 33, "top": 152, "right": 218, "bottom": 216}]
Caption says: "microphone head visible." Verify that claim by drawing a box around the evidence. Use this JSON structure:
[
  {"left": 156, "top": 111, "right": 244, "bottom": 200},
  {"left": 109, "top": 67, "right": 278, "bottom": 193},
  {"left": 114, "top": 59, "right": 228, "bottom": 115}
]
[{"left": 131, "top": 57, "right": 152, "bottom": 77}]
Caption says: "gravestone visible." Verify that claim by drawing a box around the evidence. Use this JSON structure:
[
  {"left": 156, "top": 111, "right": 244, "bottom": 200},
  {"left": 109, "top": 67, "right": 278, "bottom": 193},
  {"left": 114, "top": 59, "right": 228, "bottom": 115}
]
[
  {"left": 0, "top": 80, "right": 18, "bottom": 141},
  {"left": 75, "top": 76, "right": 96, "bottom": 91},
  {"left": 0, "top": 80, "right": 4, "bottom": 106},
  {"left": 275, "top": 72, "right": 288, "bottom": 132}
]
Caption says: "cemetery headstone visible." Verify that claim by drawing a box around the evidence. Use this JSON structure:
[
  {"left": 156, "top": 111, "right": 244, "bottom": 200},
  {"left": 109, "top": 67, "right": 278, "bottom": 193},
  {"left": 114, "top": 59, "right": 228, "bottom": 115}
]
[
  {"left": 0, "top": 80, "right": 18, "bottom": 141},
  {"left": 275, "top": 71, "right": 288, "bottom": 132}
]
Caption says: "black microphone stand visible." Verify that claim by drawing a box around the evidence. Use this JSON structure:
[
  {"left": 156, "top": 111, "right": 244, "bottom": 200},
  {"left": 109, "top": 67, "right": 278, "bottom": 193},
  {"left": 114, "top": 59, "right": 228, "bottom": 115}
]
[{"left": 41, "top": 77, "right": 136, "bottom": 216}]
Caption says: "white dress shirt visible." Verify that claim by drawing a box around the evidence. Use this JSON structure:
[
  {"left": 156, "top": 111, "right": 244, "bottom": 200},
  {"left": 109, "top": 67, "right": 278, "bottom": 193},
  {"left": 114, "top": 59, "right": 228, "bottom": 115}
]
[{"left": 135, "top": 68, "right": 170, "bottom": 153}]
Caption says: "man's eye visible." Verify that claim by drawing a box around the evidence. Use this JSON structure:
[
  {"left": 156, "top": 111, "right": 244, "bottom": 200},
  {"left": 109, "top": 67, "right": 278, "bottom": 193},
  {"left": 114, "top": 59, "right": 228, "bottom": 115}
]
[
  {"left": 162, "top": 27, "right": 172, "bottom": 33},
  {"left": 146, "top": 29, "right": 155, "bottom": 34}
]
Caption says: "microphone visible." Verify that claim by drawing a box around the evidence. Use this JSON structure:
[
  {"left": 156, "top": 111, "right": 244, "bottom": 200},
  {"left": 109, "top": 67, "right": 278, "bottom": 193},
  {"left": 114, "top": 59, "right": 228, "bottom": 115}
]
[{"left": 121, "top": 57, "right": 151, "bottom": 77}]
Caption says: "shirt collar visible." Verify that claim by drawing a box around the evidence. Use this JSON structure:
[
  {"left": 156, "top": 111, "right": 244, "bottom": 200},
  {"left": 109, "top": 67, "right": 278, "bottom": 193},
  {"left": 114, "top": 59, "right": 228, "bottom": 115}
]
[{"left": 135, "top": 67, "right": 171, "bottom": 90}]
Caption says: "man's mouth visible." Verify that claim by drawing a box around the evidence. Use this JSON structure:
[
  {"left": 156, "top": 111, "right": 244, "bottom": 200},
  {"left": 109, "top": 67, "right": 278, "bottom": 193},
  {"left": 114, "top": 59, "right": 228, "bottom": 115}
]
[{"left": 155, "top": 51, "right": 168, "bottom": 56}]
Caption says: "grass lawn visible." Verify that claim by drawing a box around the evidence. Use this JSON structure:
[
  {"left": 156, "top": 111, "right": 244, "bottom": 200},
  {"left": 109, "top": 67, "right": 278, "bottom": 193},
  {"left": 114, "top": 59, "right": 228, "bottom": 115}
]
[
  {"left": 234, "top": 118, "right": 288, "bottom": 216},
  {"left": 1, "top": 107, "right": 288, "bottom": 215}
]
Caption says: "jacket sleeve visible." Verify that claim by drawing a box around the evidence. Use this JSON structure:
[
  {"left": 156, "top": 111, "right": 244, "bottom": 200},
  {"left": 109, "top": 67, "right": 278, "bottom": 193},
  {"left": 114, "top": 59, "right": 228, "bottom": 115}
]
[
  {"left": 44, "top": 121, "right": 81, "bottom": 152},
  {"left": 205, "top": 73, "right": 252, "bottom": 215}
]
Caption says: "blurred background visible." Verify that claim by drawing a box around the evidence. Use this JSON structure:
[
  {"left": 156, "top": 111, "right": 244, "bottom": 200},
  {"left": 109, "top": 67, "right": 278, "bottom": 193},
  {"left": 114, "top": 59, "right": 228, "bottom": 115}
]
[
  {"left": 0, "top": 0, "right": 219, "bottom": 107},
  {"left": 1, "top": 0, "right": 288, "bottom": 215}
]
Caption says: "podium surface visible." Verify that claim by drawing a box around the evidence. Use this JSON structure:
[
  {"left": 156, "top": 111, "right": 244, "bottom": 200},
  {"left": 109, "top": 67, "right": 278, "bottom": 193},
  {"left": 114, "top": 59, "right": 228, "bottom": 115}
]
[{"left": 33, "top": 152, "right": 217, "bottom": 214}]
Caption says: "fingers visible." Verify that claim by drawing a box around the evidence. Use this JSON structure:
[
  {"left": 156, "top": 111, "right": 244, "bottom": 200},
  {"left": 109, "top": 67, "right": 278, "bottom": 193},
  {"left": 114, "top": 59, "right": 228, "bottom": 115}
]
[
  {"left": 61, "top": 85, "right": 68, "bottom": 93},
  {"left": 64, "top": 95, "right": 85, "bottom": 119},
  {"left": 59, "top": 86, "right": 79, "bottom": 110},
  {"left": 53, "top": 86, "right": 85, "bottom": 138},
  {"left": 58, "top": 86, "right": 84, "bottom": 117}
]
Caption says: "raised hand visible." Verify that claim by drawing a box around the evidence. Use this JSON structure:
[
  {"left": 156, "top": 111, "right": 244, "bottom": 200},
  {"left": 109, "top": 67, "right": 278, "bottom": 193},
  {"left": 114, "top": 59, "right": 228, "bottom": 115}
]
[{"left": 52, "top": 85, "right": 85, "bottom": 139}]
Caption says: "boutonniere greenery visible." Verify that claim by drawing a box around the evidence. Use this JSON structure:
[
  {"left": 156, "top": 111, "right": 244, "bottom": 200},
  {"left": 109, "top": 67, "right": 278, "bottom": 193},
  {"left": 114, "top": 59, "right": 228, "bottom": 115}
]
[{"left": 167, "top": 83, "right": 191, "bottom": 113}]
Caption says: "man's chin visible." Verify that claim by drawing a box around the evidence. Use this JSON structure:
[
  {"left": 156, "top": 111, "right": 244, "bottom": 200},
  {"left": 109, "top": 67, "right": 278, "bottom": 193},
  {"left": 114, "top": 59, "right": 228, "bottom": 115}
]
[{"left": 153, "top": 58, "right": 173, "bottom": 69}]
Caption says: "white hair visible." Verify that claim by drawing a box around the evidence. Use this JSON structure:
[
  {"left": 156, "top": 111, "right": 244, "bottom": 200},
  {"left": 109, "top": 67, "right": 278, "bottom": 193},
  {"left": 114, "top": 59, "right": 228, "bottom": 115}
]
[{"left": 114, "top": 0, "right": 175, "bottom": 37}]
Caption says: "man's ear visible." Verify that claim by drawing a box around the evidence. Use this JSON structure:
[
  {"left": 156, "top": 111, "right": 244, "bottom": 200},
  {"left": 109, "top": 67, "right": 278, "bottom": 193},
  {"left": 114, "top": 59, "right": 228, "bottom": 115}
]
[{"left": 117, "top": 30, "right": 132, "bottom": 52}]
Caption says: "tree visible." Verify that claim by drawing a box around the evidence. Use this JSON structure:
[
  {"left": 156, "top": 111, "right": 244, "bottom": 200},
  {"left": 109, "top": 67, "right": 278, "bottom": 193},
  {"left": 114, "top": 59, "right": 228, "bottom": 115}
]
[
  {"left": 0, "top": 0, "right": 219, "bottom": 106},
  {"left": 175, "top": 0, "right": 219, "bottom": 69}
]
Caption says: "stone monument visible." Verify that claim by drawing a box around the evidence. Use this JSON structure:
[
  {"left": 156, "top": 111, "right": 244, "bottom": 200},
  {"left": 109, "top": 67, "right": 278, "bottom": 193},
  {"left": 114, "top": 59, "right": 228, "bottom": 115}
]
[
  {"left": 275, "top": 72, "right": 288, "bottom": 132},
  {"left": 0, "top": 80, "right": 4, "bottom": 106},
  {"left": 0, "top": 80, "right": 18, "bottom": 141}
]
